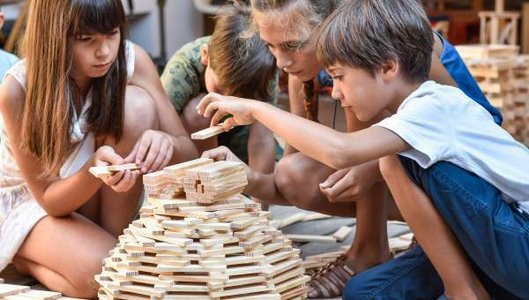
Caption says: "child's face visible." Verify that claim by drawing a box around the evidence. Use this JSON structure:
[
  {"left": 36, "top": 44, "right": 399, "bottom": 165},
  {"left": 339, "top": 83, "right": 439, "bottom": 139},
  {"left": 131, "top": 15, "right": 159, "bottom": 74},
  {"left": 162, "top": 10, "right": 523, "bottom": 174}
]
[
  {"left": 328, "top": 63, "right": 392, "bottom": 122},
  {"left": 204, "top": 65, "right": 222, "bottom": 94},
  {"left": 255, "top": 12, "right": 320, "bottom": 82},
  {"left": 71, "top": 28, "right": 121, "bottom": 81}
]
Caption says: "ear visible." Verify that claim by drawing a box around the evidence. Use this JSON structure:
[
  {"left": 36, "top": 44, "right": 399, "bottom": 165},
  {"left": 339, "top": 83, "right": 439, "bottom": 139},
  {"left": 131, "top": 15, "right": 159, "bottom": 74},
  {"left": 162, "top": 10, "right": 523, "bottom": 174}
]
[
  {"left": 380, "top": 59, "right": 399, "bottom": 81},
  {"left": 200, "top": 44, "right": 209, "bottom": 66}
]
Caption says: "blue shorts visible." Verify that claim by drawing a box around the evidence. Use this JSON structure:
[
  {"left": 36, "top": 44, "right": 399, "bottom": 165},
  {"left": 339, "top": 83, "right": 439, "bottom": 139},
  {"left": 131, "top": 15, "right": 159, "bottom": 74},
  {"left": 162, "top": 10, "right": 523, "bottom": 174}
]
[{"left": 343, "top": 158, "right": 529, "bottom": 299}]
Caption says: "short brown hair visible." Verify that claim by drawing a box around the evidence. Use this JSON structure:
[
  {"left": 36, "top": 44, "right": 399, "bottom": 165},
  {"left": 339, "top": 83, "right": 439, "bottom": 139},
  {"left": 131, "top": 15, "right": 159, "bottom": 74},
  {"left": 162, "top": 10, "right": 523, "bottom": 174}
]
[
  {"left": 317, "top": 0, "right": 433, "bottom": 82},
  {"left": 208, "top": 1, "right": 277, "bottom": 101}
]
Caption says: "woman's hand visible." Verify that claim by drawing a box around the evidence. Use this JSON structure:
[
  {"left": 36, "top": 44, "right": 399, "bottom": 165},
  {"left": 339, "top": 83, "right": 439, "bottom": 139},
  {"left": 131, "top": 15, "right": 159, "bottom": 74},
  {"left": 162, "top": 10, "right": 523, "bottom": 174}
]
[
  {"left": 196, "top": 92, "right": 257, "bottom": 130},
  {"left": 124, "top": 129, "right": 174, "bottom": 173},
  {"left": 93, "top": 145, "right": 141, "bottom": 192}
]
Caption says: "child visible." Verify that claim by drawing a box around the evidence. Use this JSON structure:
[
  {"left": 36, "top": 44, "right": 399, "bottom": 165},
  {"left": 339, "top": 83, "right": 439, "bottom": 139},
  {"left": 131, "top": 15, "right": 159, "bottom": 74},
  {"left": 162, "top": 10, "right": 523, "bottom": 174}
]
[
  {"left": 202, "top": 0, "right": 502, "bottom": 298},
  {"left": 197, "top": 0, "right": 529, "bottom": 298},
  {"left": 161, "top": 1, "right": 278, "bottom": 177},
  {"left": 0, "top": 0, "right": 197, "bottom": 297}
]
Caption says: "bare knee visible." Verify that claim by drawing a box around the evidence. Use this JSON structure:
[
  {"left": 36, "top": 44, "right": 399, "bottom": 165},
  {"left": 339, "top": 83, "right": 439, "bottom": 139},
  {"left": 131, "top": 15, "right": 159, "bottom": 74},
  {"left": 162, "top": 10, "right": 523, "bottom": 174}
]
[
  {"left": 182, "top": 95, "right": 210, "bottom": 132},
  {"left": 379, "top": 155, "right": 403, "bottom": 182},
  {"left": 122, "top": 85, "right": 158, "bottom": 138},
  {"left": 67, "top": 244, "right": 112, "bottom": 298},
  {"left": 275, "top": 154, "right": 329, "bottom": 211}
]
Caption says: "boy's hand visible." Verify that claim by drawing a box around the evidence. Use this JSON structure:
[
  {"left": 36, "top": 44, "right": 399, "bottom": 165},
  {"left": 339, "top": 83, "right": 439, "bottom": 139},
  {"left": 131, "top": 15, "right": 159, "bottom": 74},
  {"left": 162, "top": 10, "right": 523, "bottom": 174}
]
[
  {"left": 125, "top": 129, "right": 174, "bottom": 174},
  {"left": 93, "top": 145, "right": 141, "bottom": 192},
  {"left": 319, "top": 161, "right": 381, "bottom": 202},
  {"left": 197, "top": 92, "right": 257, "bottom": 130}
]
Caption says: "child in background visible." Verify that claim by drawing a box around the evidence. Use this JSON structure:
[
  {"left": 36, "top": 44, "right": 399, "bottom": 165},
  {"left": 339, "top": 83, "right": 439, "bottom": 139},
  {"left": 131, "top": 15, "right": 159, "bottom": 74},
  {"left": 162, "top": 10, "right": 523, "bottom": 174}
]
[
  {"left": 197, "top": 0, "right": 529, "bottom": 298},
  {"left": 161, "top": 1, "right": 278, "bottom": 177},
  {"left": 0, "top": 0, "right": 196, "bottom": 297}
]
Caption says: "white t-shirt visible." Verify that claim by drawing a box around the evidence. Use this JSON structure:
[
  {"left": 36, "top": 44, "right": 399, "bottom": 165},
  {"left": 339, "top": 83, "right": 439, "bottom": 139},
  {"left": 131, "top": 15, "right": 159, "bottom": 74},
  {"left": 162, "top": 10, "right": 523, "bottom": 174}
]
[{"left": 376, "top": 81, "right": 529, "bottom": 212}]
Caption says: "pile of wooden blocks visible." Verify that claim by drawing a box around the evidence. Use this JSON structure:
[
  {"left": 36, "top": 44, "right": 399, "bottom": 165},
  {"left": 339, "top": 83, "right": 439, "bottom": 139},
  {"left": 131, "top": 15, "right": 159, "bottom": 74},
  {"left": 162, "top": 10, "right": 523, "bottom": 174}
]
[
  {"left": 456, "top": 44, "right": 529, "bottom": 145},
  {"left": 96, "top": 158, "right": 309, "bottom": 299}
]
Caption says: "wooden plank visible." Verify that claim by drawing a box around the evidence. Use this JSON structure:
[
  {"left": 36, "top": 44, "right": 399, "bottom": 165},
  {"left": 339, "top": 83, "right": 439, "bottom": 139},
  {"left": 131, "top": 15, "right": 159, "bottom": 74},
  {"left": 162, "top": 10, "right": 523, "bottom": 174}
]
[
  {"left": 191, "top": 124, "right": 226, "bottom": 140},
  {"left": 0, "top": 284, "right": 31, "bottom": 297},
  {"left": 523, "top": 3, "right": 529, "bottom": 54},
  {"left": 89, "top": 163, "right": 139, "bottom": 178},
  {"left": 285, "top": 234, "right": 337, "bottom": 243},
  {"left": 331, "top": 226, "right": 352, "bottom": 242}
]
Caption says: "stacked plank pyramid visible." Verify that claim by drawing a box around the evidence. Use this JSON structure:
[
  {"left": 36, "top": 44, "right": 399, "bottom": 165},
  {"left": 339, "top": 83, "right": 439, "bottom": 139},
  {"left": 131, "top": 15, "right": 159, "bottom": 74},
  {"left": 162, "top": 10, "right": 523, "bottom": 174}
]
[{"left": 96, "top": 158, "right": 309, "bottom": 299}]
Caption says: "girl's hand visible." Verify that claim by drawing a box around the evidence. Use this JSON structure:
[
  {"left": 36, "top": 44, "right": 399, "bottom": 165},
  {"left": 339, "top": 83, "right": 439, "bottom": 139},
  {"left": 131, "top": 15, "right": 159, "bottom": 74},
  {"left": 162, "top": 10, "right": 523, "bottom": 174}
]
[
  {"left": 125, "top": 129, "right": 173, "bottom": 173},
  {"left": 196, "top": 92, "right": 257, "bottom": 130},
  {"left": 94, "top": 145, "right": 141, "bottom": 192}
]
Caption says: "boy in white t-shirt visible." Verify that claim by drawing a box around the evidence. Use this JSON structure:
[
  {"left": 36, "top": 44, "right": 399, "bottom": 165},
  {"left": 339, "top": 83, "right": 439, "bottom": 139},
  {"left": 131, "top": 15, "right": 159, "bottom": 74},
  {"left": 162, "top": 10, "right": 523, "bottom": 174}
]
[{"left": 196, "top": 0, "right": 529, "bottom": 298}]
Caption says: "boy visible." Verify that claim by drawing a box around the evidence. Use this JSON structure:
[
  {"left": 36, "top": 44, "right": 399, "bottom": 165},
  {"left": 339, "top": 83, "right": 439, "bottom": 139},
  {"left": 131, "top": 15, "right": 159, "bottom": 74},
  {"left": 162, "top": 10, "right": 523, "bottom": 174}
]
[
  {"left": 161, "top": 1, "right": 278, "bottom": 172},
  {"left": 197, "top": 0, "right": 529, "bottom": 298}
]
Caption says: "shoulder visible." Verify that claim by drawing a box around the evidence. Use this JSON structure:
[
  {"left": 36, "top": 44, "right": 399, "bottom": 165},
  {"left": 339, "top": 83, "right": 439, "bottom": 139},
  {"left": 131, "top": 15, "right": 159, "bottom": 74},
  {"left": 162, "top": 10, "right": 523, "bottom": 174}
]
[
  {"left": 164, "top": 37, "right": 210, "bottom": 70},
  {"left": 0, "top": 74, "right": 26, "bottom": 118}
]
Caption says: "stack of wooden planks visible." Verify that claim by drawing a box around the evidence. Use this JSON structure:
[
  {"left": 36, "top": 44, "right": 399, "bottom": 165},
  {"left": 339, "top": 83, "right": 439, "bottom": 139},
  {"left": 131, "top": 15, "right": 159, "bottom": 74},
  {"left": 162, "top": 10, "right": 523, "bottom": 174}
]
[
  {"left": 456, "top": 44, "right": 529, "bottom": 145},
  {"left": 95, "top": 159, "right": 309, "bottom": 300}
]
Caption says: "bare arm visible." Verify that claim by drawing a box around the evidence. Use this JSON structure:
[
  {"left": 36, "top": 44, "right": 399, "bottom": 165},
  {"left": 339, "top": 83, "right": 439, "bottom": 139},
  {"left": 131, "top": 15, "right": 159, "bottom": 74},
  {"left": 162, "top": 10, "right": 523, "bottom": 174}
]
[
  {"left": 129, "top": 44, "right": 198, "bottom": 164},
  {"left": 0, "top": 77, "right": 104, "bottom": 216},
  {"left": 247, "top": 123, "right": 276, "bottom": 174},
  {"left": 198, "top": 95, "right": 409, "bottom": 170}
]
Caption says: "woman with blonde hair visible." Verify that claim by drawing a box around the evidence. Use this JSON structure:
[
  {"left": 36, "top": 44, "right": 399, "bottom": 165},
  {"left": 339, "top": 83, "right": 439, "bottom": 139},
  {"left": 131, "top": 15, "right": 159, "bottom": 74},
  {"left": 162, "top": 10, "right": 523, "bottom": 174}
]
[{"left": 0, "top": 0, "right": 197, "bottom": 297}]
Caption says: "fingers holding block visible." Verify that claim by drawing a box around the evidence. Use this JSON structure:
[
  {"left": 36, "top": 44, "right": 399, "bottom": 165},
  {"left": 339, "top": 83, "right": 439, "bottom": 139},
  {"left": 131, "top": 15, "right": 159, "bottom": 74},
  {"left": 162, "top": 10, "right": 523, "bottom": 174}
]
[
  {"left": 191, "top": 124, "right": 226, "bottom": 140},
  {"left": 89, "top": 163, "right": 141, "bottom": 178}
]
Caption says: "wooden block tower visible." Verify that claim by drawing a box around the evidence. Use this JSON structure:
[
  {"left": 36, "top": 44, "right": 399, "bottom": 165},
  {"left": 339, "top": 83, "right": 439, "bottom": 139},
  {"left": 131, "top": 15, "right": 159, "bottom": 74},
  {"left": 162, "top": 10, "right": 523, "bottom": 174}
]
[
  {"left": 456, "top": 44, "right": 529, "bottom": 145},
  {"left": 95, "top": 158, "right": 309, "bottom": 299}
]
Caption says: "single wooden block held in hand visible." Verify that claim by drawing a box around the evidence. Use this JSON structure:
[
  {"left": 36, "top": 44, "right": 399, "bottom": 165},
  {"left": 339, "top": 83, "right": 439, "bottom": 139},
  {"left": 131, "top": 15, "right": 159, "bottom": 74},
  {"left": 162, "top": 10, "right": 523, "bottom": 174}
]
[
  {"left": 191, "top": 124, "right": 226, "bottom": 140},
  {"left": 89, "top": 163, "right": 140, "bottom": 178}
]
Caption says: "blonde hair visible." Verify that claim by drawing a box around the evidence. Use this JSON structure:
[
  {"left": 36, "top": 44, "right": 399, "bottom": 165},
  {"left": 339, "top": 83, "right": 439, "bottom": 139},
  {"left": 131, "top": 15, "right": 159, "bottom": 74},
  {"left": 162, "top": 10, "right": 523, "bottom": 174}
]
[
  {"left": 20, "top": 0, "right": 127, "bottom": 177},
  {"left": 250, "top": 0, "right": 339, "bottom": 37}
]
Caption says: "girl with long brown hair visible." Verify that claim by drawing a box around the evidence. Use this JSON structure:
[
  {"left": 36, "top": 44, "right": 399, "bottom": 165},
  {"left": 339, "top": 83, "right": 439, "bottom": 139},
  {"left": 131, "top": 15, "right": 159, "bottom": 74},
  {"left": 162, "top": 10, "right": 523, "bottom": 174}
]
[{"left": 0, "top": 0, "right": 197, "bottom": 297}]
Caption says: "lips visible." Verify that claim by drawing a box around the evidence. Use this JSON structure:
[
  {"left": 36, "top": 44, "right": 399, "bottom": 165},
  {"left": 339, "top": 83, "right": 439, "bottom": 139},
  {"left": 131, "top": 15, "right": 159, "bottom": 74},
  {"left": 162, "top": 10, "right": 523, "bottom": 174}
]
[{"left": 94, "top": 62, "right": 111, "bottom": 68}]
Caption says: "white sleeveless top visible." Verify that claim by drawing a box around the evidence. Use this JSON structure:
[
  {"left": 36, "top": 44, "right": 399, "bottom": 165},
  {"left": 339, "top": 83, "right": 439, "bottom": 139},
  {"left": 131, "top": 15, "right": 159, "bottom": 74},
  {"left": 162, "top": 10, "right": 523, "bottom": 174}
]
[{"left": 0, "top": 40, "right": 135, "bottom": 271}]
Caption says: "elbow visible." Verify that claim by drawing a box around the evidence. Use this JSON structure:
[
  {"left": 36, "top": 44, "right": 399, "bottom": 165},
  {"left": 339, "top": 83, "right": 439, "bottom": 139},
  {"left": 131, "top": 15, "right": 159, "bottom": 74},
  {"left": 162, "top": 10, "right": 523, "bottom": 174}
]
[{"left": 39, "top": 200, "right": 71, "bottom": 218}]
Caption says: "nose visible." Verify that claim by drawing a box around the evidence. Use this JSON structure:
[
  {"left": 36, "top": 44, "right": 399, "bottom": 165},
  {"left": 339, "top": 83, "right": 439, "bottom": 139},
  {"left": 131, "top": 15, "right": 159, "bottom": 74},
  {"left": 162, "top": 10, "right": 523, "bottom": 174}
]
[
  {"left": 331, "top": 85, "right": 342, "bottom": 101},
  {"left": 273, "top": 49, "right": 293, "bottom": 70},
  {"left": 95, "top": 39, "right": 111, "bottom": 58}
]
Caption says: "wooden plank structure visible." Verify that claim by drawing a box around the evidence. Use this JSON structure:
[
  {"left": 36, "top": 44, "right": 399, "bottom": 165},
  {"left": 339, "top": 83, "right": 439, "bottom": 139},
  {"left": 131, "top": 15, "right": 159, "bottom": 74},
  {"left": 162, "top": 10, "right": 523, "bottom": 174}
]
[
  {"left": 96, "top": 159, "right": 309, "bottom": 299},
  {"left": 456, "top": 44, "right": 529, "bottom": 145},
  {"left": 478, "top": 0, "right": 520, "bottom": 45}
]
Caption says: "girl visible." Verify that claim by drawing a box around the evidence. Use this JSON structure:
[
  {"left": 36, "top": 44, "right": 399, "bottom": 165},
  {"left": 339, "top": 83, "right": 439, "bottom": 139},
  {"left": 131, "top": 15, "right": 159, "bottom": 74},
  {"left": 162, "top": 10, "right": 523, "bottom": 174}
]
[
  {"left": 0, "top": 0, "right": 197, "bottom": 297},
  {"left": 201, "top": 0, "right": 502, "bottom": 297}
]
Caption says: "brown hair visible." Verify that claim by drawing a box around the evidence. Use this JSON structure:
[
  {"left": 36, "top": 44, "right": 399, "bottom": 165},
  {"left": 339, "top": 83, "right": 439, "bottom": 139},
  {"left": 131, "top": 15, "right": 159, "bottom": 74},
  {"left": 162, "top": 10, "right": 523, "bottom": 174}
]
[
  {"left": 208, "top": 1, "right": 277, "bottom": 101},
  {"left": 317, "top": 0, "right": 433, "bottom": 83},
  {"left": 21, "top": 0, "right": 128, "bottom": 176}
]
